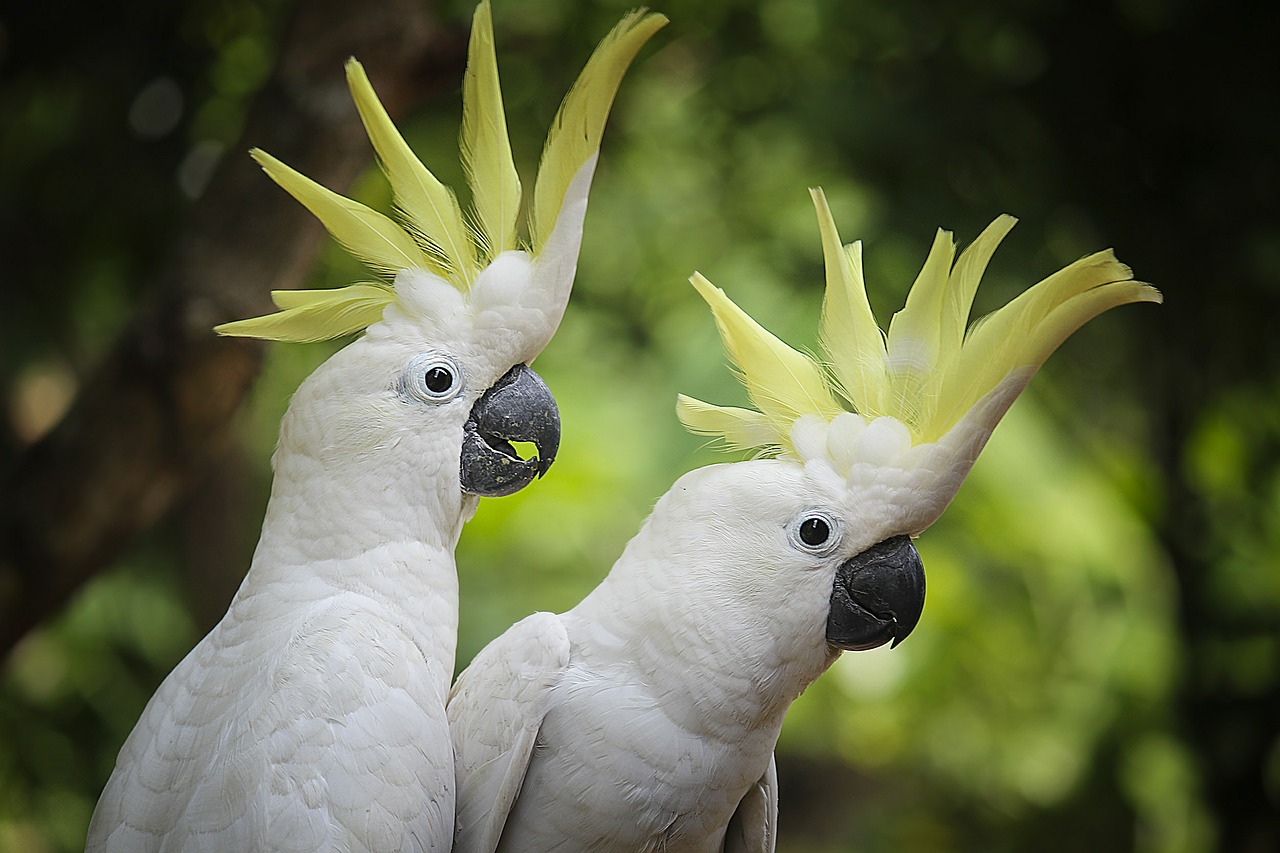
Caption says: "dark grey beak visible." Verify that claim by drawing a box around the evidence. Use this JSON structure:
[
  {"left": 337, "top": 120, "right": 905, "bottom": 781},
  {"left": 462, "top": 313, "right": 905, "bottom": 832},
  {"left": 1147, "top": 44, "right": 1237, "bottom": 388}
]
[
  {"left": 459, "top": 364, "right": 560, "bottom": 497},
  {"left": 826, "top": 535, "right": 926, "bottom": 651}
]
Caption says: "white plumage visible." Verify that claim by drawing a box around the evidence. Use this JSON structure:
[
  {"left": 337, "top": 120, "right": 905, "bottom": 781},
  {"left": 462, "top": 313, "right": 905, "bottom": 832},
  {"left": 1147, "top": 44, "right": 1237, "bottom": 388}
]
[
  {"left": 91, "top": 287, "right": 488, "bottom": 850},
  {"left": 88, "top": 275, "right": 540, "bottom": 851},
  {"left": 450, "top": 460, "right": 855, "bottom": 852}
]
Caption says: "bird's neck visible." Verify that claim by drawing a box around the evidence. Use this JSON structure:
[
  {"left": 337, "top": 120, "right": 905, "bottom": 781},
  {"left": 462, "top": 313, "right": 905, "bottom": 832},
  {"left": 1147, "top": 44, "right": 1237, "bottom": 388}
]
[
  {"left": 259, "top": 430, "right": 471, "bottom": 556},
  {"left": 568, "top": 559, "right": 836, "bottom": 744},
  {"left": 232, "top": 443, "right": 475, "bottom": 687}
]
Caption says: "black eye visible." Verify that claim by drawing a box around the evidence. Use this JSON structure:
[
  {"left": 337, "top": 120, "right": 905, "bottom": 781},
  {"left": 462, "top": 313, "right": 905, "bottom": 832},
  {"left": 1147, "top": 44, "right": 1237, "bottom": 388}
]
[
  {"left": 401, "top": 353, "right": 465, "bottom": 403},
  {"left": 799, "top": 516, "right": 831, "bottom": 547},
  {"left": 790, "top": 511, "right": 841, "bottom": 556},
  {"left": 424, "top": 365, "right": 454, "bottom": 394}
]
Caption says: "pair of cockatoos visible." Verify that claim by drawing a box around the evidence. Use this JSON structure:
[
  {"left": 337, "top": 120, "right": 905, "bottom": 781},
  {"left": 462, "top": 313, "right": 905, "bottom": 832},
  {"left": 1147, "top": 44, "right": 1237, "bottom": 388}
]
[{"left": 87, "top": 2, "right": 1159, "bottom": 851}]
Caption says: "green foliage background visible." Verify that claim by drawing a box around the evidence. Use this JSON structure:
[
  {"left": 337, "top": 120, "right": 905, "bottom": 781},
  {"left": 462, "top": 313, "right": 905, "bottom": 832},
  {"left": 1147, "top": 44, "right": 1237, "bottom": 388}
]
[{"left": 2, "top": 0, "right": 1276, "bottom": 850}]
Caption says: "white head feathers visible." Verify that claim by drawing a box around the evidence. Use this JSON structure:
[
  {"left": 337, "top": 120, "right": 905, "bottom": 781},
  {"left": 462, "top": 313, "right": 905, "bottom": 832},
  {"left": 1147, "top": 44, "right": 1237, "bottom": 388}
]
[{"left": 679, "top": 187, "right": 1161, "bottom": 534}]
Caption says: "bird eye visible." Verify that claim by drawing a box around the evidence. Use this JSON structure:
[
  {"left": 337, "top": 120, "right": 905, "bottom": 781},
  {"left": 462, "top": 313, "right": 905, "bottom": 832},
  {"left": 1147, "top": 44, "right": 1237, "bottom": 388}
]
[
  {"left": 401, "top": 353, "right": 464, "bottom": 403},
  {"left": 789, "top": 511, "right": 842, "bottom": 555},
  {"left": 424, "top": 365, "right": 454, "bottom": 394},
  {"left": 799, "top": 517, "right": 830, "bottom": 546}
]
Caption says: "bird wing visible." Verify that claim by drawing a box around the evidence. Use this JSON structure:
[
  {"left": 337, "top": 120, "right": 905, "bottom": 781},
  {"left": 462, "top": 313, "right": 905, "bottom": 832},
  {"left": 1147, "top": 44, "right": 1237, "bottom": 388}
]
[
  {"left": 88, "top": 591, "right": 454, "bottom": 852},
  {"left": 723, "top": 752, "right": 778, "bottom": 853},
  {"left": 448, "top": 611, "right": 570, "bottom": 853}
]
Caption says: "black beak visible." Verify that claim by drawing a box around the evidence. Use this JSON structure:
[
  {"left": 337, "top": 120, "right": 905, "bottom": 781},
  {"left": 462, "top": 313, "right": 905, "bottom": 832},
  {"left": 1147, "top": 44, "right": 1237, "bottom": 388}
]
[
  {"left": 826, "top": 535, "right": 926, "bottom": 651},
  {"left": 459, "top": 364, "right": 560, "bottom": 497}
]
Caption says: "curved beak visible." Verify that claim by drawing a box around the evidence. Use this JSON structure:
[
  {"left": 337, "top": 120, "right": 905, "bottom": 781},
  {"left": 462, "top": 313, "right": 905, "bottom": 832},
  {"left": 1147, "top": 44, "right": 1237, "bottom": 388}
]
[
  {"left": 460, "top": 364, "right": 560, "bottom": 497},
  {"left": 826, "top": 535, "right": 926, "bottom": 651}
]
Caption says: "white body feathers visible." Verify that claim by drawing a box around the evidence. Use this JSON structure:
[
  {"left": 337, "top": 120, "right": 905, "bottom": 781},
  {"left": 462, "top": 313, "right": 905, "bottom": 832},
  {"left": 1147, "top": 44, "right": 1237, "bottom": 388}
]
[
  {"left": 89, "top": 317, "right": 473, "bottom": 851},
  {"left": 450, "top": 460, "right": 858, "bottom": 853}
]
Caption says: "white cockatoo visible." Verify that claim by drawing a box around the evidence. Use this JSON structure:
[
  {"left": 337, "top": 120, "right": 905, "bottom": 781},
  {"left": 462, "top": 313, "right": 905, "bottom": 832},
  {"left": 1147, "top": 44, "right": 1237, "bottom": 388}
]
[
  {"left": 86, "top": 5, "right": 666, "bottom": 851},
  {"left": 447, "top": 188, "right": 1160, "bottom": 852}
]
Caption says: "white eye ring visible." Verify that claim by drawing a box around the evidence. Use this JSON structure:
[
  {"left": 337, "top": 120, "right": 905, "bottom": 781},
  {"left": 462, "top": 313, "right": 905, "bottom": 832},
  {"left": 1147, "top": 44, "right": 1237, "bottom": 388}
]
[
  {"left": 400, "top": 353, "right": 465, "bottom": 404},
  {"left": 788, "top": 510, "right": 843, "bottom": 556}
]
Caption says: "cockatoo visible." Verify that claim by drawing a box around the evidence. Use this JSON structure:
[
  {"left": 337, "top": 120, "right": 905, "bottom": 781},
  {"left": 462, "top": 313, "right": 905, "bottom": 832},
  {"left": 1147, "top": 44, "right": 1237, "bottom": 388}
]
[
  {"left": 447, "top": 188, "right": 1160, "bottom": 852},
  {"left": 86, "top": 5, "right": 666, "bottom": 851}
]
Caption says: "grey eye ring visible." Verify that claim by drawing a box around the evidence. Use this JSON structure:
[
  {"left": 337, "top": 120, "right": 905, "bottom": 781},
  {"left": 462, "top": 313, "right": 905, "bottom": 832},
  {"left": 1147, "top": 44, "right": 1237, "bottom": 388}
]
[
  {"left": 788, "top": 510, "right": 842, "bottom": 556},
  {"left": 401, "top": 353, "right": 465, "bottom": 403}
]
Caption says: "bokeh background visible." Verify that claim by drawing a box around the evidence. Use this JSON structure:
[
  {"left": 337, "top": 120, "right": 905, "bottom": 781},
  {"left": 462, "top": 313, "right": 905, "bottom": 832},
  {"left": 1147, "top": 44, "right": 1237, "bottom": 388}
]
[{"left": 1, "top": 0, "right": 1276, "bottom": 850}]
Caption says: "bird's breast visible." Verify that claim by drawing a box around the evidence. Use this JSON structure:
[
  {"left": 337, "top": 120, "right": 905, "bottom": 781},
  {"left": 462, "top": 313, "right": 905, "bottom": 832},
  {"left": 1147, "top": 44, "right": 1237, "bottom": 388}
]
[{"left": 498, "top": 672, "right": 776, "bottom": 852}]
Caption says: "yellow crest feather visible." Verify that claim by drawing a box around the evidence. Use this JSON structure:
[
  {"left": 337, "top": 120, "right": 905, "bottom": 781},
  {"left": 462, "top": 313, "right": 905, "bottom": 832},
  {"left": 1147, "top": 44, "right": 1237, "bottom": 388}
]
[
  {"left": 530, "top": 9, "right": 668, "bottom": 253},
  {"left": 223, "top": 5, "right": 664, "bottom": 343},
  {"left": 462, "top": 1, "right": 521, "bottom": 262},
  {"left": 689, "top": 272, "right": 842, "bottom": 449},
  {"left": 923, "top": 250, "right": 1158, "bottom": 440},
  {"left": 214, "top": 284, "right": 396, "bottom": 343},
  {"left": 881, "top": 228, "right": 957, "bottom": 432},
  {"left": 813, "top": 188, "right": 888, "bottom": 417},
  {"left": 682, "top": 187, "right": 1162, "bottom": 455},
  {"left": 251, "top": 149, "right": 428, "bottom": 278},
  {"left": 345, "top": 59, "right": 475, "bottom": 283},
  {"left": 675, "top": 395, "right": 779, "bottom": 453}
]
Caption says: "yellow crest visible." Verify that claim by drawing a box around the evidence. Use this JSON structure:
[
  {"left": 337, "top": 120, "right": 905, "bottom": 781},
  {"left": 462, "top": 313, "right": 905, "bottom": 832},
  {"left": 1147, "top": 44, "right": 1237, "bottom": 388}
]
[
  {"left": 216, "top": 2, "right": 666, "bottom": 343},
  {"left": 678, "top": 188, "right": 1162, "bottom": 457}
]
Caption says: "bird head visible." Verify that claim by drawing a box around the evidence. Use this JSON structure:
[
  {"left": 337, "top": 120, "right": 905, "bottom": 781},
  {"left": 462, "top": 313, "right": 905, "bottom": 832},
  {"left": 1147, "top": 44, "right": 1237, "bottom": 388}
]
[
  {"left": 217, "top": 2, "right": 666, "bottom": 498},
  {"left": 674, "top": 187, "right": 1161, "bottom": 656}
]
